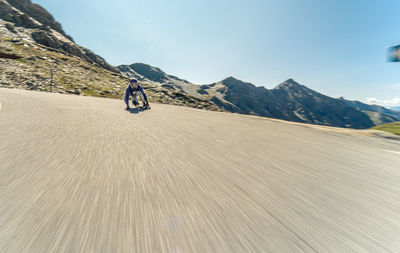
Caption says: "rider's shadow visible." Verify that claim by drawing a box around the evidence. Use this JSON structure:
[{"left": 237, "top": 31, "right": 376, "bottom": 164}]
[{"left": 126, "top": 107, "right": 146, "bottom": 114}]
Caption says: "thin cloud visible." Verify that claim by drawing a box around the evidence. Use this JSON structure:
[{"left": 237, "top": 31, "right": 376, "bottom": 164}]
[
  {"left": 388, "top": 84, "right": 400, "bottom": 89},
  {"left": 365, "top": 97, "right": 400, "bottom": 107},
  {"left": 368, "top": 83, "right": 400, "bottom": 89}
]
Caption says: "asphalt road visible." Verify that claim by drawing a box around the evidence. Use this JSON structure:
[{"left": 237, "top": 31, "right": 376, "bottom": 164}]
[{"left": 1, "top": 88, "right": 400, "bottom": 253}]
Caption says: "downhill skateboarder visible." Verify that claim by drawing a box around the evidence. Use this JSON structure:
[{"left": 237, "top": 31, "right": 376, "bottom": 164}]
[{"left": 124, "top": 78, "right": 150, "bottom": 110}]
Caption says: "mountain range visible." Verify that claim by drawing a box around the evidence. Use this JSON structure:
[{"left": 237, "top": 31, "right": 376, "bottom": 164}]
[
  {"left": 390, "top": 106, "right": 400, "bottom": 112},
  {"left": 340, "top": 98, "right": 400, "bottom": 125},
  {"left": 118, "top": 63, "right": 400, "bottom": 129},
  {"left": 1, "top": 0, "right": 399, "bottom": 129}
]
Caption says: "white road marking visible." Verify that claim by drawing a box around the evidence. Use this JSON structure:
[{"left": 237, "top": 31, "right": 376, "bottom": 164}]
[{"left": 383, "top": 150, "right": 400, "bottom": 155}]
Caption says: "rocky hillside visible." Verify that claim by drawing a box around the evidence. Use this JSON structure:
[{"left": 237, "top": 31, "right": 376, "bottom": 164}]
[
  {"left": 0, "top": 0, "right": 222, "bottom": 111},
  {"left": 340, "top": 98, "right": 400, "bottom": 125},
  {"left": 201, "top": 77, "right": 374, "bottom": 129}
]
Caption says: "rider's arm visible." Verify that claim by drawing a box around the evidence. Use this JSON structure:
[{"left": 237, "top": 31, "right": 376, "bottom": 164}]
[{"left": 124, "top": 87, "right": 130, "bottom": 107}]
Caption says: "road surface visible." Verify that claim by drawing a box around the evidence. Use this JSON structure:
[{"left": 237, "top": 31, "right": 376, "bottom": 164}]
[{"left": 0, "top": 88, "right": 400, "bottom": 252}]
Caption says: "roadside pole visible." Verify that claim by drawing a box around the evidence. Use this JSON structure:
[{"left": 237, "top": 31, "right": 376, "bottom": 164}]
[{"left": 50, "top": 68, "right": 53, "bottom": 92}]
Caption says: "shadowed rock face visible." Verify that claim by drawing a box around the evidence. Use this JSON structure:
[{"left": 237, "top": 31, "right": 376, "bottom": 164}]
[
  {"left": 0, "top": 1, "right": 39, "bottom": 29},
  {"left": 30, "top": 31, "right": 63, "bottom": 48},
  {"left": 29, "top": 30, "right": 118, "bottom": 73},
  {"left": 0, "top": 51, "right": 22, "bottom": 59}
]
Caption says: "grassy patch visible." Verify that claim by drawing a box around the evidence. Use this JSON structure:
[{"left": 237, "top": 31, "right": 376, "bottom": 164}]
[
  {"left": 82, "top": 89, "right": 100, "bottom": 97},
  {"left": 372, "top": 122, "right": 400, "bottom": 136}
]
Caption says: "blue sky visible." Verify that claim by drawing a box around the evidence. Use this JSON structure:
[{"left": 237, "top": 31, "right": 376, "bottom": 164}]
[{"left": 33, "top": 0, "right": 400, "bottom": 107}]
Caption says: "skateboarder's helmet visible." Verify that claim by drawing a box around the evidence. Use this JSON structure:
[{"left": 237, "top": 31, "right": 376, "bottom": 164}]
[{"left": 130, "top": 78, "right": 138, "bottom": 88}]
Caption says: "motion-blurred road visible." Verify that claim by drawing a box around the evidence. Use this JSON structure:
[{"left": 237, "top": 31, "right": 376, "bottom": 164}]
[{"left": 1, "top": 88, "right": 400, "bottom": 252}]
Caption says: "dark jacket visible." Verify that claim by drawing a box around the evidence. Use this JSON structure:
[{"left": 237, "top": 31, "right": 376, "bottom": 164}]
[{"left": 124, "top": 84, "right": 148, "bottom": 106}]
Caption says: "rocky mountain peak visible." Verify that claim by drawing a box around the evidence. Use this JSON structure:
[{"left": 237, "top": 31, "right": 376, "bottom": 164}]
[
  {"left": 223, "top": 76, "right": 240, "bottom": 82},
  {"left": 221, "top": 76, "right": 256, "bottom": 89},
  {"left": 275, "top": 78, "right": 304, "bottom": 89},
  {"left": 124, "top": 63, "right": 169, "bottom": 83},
  {"left": 118, "top": 63, "right": 190, "bottom": 85}
]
